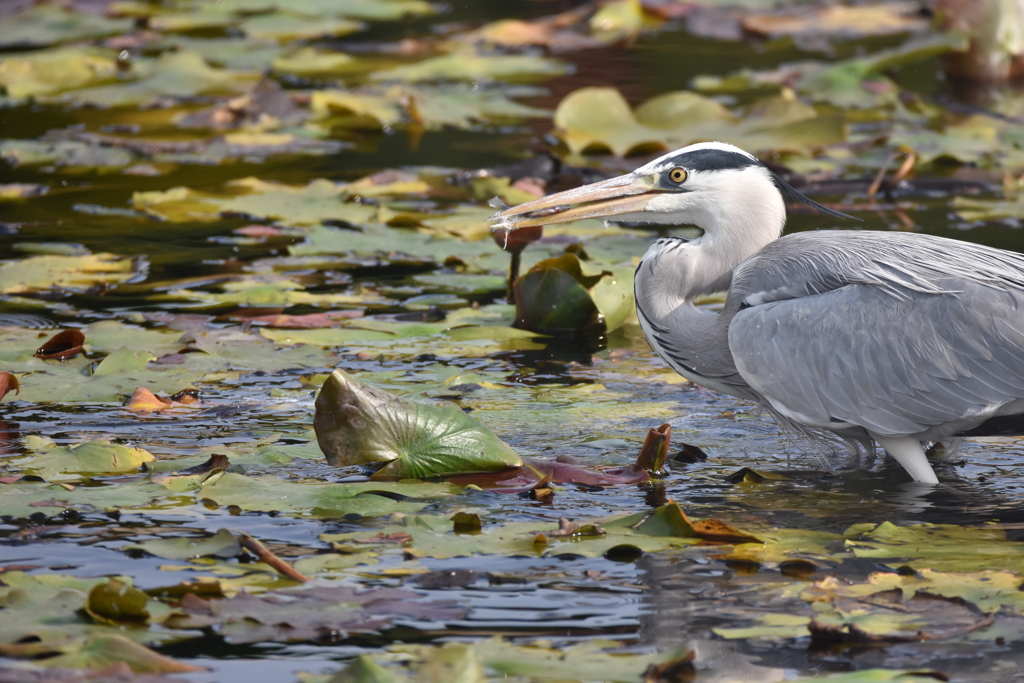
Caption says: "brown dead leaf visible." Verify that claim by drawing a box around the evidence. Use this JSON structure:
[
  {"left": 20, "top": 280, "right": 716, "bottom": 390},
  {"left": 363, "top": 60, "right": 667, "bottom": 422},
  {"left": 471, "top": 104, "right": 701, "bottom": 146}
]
[
  {"left": 0, "top": 372, "right": 19, "bottom": 401},
  {"left": 635, "top": 423, "right": 671, "bottom": 473},
  {"left": 741, "top": 2, "right": 928, "bottom": 39},
  {"left": 125, "top": 387, "right": 172, "bottom": 413},
  {"left": 34, "top": 329, "right": 85, "bottom": 360}
]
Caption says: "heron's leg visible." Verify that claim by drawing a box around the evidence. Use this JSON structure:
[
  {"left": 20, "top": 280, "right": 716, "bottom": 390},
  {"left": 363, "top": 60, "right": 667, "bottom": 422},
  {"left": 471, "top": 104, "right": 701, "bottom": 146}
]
[{"left": 870, "top": 434, "right": 939, "bottom": 484}]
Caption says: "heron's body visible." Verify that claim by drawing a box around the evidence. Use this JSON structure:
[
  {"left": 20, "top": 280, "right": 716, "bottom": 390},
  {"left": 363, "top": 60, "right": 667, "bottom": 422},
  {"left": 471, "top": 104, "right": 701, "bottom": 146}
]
[{"left": 491, "top": 142, "right": 1024, "bottom": 483}]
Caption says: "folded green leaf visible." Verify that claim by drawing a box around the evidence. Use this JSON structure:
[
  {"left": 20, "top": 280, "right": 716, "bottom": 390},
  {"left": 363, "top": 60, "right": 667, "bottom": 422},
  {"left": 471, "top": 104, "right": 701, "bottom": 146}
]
[{"left": 314, "top": 369, "right": 521, "bottom": 477}]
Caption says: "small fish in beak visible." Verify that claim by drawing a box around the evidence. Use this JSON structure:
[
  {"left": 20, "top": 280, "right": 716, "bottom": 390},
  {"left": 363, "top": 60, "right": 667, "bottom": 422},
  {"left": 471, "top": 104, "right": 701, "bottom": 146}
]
[{"left": 488, "top": 173, "right": 664, "bottom": 230}]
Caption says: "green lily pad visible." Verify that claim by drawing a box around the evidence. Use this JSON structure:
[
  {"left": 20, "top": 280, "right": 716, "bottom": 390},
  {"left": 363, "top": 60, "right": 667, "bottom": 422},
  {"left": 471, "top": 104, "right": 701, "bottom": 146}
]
[
  {"left": 14, "top": 634, "right": 205, "bottom": 673},
  {"left": 695, "top": 31, "right": 969, "bottom": 109},
  {"left": 514, "top": 252, "right": 634, "bottom": 334},
  {"left": 9, "top": 348, "right": 196, "bottom": 403},
  {"left": 314, "top": 369, "right": 522, "bottom": 477},
  {"left": 0, "top": 253, "right": 134, "bottom": 294},
  {"left": 188, "top": 0, "right": 434, "bottom": 20},
  {"left": 133, "top": 177, "right": 377, "bottom": 225},
  {"left": 0, "top": 139, "right": 135, "bottom": 169},
  {"left": 370, "top": 52, "right": 569, "bottom": 83},
  {"left": 0, "top": 4, "right": 132, "bottom": 49},
  {"left": 63, "top": 51, "right": 257, "bottom": 107},
  {"left": 311, "top": 84, "right": 549, "bottom": 130},
  {"left": 0, "top": 47, "right": 120, "bottom": 99},
  {"left": 85, "top": 320, "right": 186, "bottom": 357},
  {"left": 195, "top": 471, "right": 456, "bottom": 517},
  {"left": 125, "top": 528, "right": 241, "bottom": 561},
  {"left": 181, "top": 328, "right": 335, "bottom": 372},
  {"left": 84, "top": 578, "right": 153, "bottom": 625},
  {"left": 327, "top": 636, "right": 689, "bottom": 683},
  {"left": 0, "top": 480, "right": 176, "bottom": 519},
  {"left": 240, "top": 12, "right": 363, "bottom": 42},
  {"left": 12, "top": 440, "right": 155, "bottom": 480},
  {"left": 845, "top": 521, "right": 1024, "bottom": 574},
  {"left": 553, "top": 86, "right": 843, "bottom": 157}
]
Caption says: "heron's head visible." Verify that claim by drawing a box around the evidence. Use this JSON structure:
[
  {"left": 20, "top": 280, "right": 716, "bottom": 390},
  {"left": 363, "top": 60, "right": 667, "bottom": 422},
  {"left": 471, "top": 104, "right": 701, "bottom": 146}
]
[{"left": 489, "top": 142, "right": 853, "bottom": 238}]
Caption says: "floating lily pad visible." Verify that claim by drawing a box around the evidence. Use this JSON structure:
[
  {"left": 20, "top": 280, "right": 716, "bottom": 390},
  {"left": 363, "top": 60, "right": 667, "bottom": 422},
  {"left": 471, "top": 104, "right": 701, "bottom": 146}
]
[
  {"left": 0, "top": 4, "right": 132, "bottom": 49},
  {"left": 514, "top": 252, "right": 634, "bottom": 334},
  {"left": 371, "top": 52, "right": 569, "bottom": 83},
  {"left": 63, "top": 52, "right": 257, "bottom": 107},
  {"left": 12, "top": 440, "right": 155, "bottom": 480},
  {"left": 554, "top": 86, "right": 842, "bottom": 157},
  {"left": 133, "top": 177, "right": 377, "bottom": 225},
  {"left": 0, "top": 139, "right": 135, "bottom": 169},
  {"left": 9, "top": 349, "right": 195, "bottom": 403},
  {"left": 315, "top": 369, "right": 522, "bottom": 478},
  {"left": 0, "top": 47, "right": 120, "bottom": 99},
  {"left": 0, "top": 480, "right": 177, "bottom": 519},
  {"left": 125, "top": 528, "right": 241, "bottom": 561},
  {"left": 195, "top": 471, "right": 456, "bottom": 517}
]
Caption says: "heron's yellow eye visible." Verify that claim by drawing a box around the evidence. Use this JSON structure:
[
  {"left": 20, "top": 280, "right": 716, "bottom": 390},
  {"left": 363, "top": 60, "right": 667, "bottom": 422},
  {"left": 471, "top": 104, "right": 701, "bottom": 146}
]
[{"left": 668, "top": 168, "right": 687, "bottom": 184}]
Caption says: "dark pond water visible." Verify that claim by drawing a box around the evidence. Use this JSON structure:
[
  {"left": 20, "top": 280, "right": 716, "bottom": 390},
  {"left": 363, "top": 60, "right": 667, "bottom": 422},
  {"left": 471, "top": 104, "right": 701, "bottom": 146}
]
[{"left": 3, "top": 1, "right": 1024, "bottom": 681}]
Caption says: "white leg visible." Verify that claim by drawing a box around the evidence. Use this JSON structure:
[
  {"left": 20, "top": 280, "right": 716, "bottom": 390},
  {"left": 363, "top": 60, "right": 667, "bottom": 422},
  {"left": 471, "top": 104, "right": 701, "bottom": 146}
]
[{"left": 870, "top": 434, "right": 939, "bottom": 484}]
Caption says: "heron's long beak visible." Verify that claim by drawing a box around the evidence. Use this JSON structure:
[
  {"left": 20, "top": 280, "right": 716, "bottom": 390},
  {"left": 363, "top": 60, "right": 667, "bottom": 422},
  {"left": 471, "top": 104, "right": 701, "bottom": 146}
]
[{"left": 488, "top": 173, "right": 662, "bottom": 229}]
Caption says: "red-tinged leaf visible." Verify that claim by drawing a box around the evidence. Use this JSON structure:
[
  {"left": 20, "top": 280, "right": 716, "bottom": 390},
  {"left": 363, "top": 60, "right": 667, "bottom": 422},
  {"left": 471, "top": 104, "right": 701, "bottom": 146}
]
[
  {"left": 636, "top": 423, "right": 671, "bottom": 473},
  {"left": 234, "top": 225, "right": 283, "bottom": 237},
  {"left": 0, "top": 372, "right": 19, "bottom": 401},
  {"left": 125, "top": 387, "right": 172, "bottom": 413},
  {"left": 224, "top": 310, "right": 365, "bottom": 328},
  {"left": 34, "top": 329, "right": 85, "bottom": 360},
  {"left": 0, "top": 475, "right": 24, "bottom": 484},
  {"left": 677, "top": 507, "right": 762, "bottom": 544},
  {"left": 447, "top": 457, "right": 649, "bottom": 491},
  {"left": 492, "top": 224, "right": 543, "bottom": 253}
]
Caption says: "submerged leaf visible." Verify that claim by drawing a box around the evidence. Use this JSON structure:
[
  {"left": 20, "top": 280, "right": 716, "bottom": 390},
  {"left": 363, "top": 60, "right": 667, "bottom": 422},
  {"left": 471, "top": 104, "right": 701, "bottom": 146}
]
[{"left": 314, "top": 369, "right": 522, "bottom": 477}]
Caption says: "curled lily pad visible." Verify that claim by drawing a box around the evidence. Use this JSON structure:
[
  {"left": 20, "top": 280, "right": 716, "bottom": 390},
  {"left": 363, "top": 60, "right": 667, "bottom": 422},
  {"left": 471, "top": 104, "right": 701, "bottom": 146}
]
[
  {"left": 513, "top": 252, "right": 634, "bottom": 335},
  {"left": 314, "top": 369, "right": 522, "bottom": 478}
]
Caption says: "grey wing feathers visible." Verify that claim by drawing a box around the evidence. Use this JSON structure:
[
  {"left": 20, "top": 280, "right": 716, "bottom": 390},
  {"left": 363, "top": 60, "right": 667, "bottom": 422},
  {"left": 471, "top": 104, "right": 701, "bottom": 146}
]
[{"left": 726, "top": 231, "right": 1024, "bottom": 437}]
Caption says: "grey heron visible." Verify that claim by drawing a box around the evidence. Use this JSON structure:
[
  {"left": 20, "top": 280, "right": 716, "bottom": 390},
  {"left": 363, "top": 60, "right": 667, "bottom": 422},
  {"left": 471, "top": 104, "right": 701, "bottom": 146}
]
[{"left": 490, "top": 141, "right": 1024, "bottom": 484}]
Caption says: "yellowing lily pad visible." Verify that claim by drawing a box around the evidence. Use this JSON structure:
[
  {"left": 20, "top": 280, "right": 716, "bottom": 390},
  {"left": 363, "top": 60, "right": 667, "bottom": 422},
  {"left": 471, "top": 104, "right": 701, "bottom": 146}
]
[
  {"left": 240, "top": 13, "right": 363, "bottom": 42},
  {"left": 0, "top": 47, "right": 119, "bottom": 99},
  {"left": 370, "top": 52, "right": 570, "bottom": 83},
  {"left": 0, "top": 253, "right": 134, "bottom": 294},
  {"left": 12, "top": 440, "right": 154, "bottom": 480},
  {"left": 133, "top": 177, "right": 377, "bottom": 225},
  {"left": 554, "top": 86, "right": 842, "bottom": 157},
  {"left": 63, "top": 51, "right": 257, "bottom": 107}
]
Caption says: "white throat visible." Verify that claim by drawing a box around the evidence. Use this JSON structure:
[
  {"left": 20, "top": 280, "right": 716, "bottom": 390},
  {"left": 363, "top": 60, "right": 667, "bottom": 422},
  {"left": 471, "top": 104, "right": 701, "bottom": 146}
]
[{"left": 634, "top": 165, "right": 787, "bottom": 319}]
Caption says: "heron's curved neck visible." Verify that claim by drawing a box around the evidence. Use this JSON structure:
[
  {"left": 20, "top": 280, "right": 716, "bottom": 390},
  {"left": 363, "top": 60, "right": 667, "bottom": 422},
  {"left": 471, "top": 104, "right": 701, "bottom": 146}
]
[{"left": 636, "top": 205, "right": 784, "bottom": 320}]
